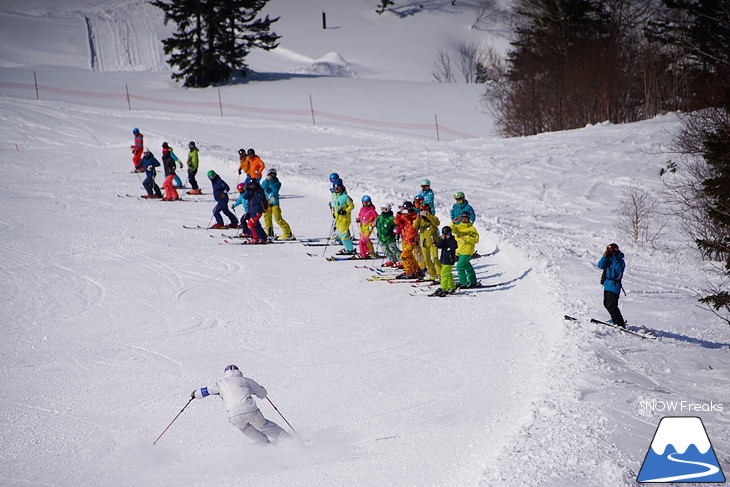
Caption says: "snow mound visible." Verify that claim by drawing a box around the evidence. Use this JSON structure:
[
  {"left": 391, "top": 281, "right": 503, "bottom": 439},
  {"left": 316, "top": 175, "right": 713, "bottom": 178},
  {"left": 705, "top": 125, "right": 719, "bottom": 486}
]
[{"left": 285, "top": 51, "right": 356, "bottom": 78}]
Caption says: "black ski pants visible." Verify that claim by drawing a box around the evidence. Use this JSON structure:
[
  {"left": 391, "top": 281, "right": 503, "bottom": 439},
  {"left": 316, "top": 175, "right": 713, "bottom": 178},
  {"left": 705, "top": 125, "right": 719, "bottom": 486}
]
[
  {"left": 603, "top": 290, "right": 625, "bottom": 327},
  {"left": 188, "top": 168, "right": 199, "bottom": 190}
]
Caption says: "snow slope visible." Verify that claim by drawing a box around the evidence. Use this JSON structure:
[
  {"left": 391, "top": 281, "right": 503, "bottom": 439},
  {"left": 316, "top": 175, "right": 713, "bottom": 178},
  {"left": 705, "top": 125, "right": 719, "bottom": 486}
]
[{"left": 0, "top": 1, "right": 728, "bottom": 486}]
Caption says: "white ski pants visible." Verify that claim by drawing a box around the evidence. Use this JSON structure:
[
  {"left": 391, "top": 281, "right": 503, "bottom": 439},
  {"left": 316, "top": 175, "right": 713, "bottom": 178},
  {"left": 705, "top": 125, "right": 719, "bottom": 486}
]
[{"left": 229, "top": 409, "right": 289, "bottom": 444}]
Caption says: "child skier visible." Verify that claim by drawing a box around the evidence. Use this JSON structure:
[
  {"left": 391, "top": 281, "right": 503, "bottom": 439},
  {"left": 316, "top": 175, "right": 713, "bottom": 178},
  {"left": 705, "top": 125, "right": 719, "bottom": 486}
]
[
  {"left": 417, "top": 179, "right": 435, "bottom": 209},
  {"left": 207, "top": 170, "right": 238, "bottom": 229},
  {"left": 241, "top": 178, "right": 269, "bottom": 243},
  {"left": 413, "top": 202, "right": 441, "bottom": 280},
  {"left": 231, "top": 183, "right": 252, "bottom": 238},
  {"left": 432, "top": 226, "right": 458, "bottom": 296},
  {"left": 261, "top": 168, "right": 294, "bottom": 241},
  {"left": 394, "top": 203, "right": 420, "bottom": 278},
  {"left": 161, "top": 142, "right": 180, "bottom": 201},
  {"left": 331, "top": 184, "right": 355, "bottom": 255},
  {"left": 140, "top": 150, "right": 162, "bottom": 199},
  {"left": 190, "top": 364, "right": 290, "bottom": 445},
  {"left": 376, "top": 203, "right": 399, "bottom": 266},
  {"left": 451, "top": 192, "right": 476, "bottom": 223},
  {"left": 452, "top": 211, "right": 480, "bottom": 288},
  {"left": 357, "top": 195, "right": 378, "bottom": 258},
  {"left": 186, "top": 141, "right": 201, "bottom": 195},
  {"left": 131, "top": 128, "right": 144, "bottom": 172}
]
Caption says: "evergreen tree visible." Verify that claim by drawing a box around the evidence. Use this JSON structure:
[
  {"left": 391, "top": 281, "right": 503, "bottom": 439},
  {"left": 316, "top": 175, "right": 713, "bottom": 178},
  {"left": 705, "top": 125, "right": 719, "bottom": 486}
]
[
  {"left": 151, "top": 0, "right": 280, "bottom": 88},
  {"left": 694, "top": 94, "right": 730, "bottom": 321},
  {"left": 486, "top": 0, "right": 660, "bottom": 136},
  {"left": 646, "top": 0, "right": 730, "bottom": 109},
  {"left": 663, "top": 92, "right": 730, "bottom": 325}
]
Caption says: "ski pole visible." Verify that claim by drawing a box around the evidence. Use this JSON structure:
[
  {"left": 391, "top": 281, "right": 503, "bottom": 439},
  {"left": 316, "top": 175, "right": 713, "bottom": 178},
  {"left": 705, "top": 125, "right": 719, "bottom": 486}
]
[
  {"left": 266, "top": 397, "right": 302, "bottom": 440},
  {"left": 323, "top": 216, "right": 336, "bottom": 257},
  {"left": 153, "top": 396, "right": 194, "bottom": 445}
]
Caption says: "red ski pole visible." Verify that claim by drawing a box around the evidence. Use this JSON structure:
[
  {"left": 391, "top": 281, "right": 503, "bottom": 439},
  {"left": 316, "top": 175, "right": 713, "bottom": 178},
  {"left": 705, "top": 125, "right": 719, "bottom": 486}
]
[{"left": 153, "top": 397, "right": 194, "bottom": 445}]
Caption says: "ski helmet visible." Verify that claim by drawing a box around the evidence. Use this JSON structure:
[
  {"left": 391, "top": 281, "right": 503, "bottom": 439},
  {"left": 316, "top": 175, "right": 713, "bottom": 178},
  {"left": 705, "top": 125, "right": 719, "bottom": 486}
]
[
  {"left": 238, "top": 148, "right": 246, "bottom": 156},
  {"left": 162, "top": 142, "right": 169, "bottom": 149},
  {"left": 442, "top": 226, "right": 452, "bottom": 235},
  {"left": 420, "top": 202, "right": 431, "bottom": 211},
  {"left": 460, "top": 210, "right": 471, "bottom": 219},
  {"left": 362, "top": 195, "right": 372, "bottom": 203},
  {"left": 454, "top": 191, "right": 465, "bottom": 200},
  {"left": 207, "top": 170, "right": 216, "bottom": 179},
  {"left": 413, "top": 195, "right": 424, "bottom": 202},
  {"left": 381, "top": 203, "right": 392, "bottom": 212},
  {"left": 329, "top": 172, "right": 340, "bottom": 182},
  {"left": 236, "top": 183, "right": 245, "bottom": 191},
  {"left": 421, "top": 178, "right": 431, "bottom": 187},
  {"left": 402, "top": 201, "right": 414, "bottom": 210},
  {"left": 189, "top": 141, "right": 196, "bottom": 149},
  {"left": 224, "top": 364, "right": 239, "bottom": 372},
  {"left": 267, "top": 168, "right": 277, "bottom": 177},
  {"left": 143, "top": 149, "right": 151, "bottom": 156},
  {"left": 333, "top": 184, "right": 343, "bottom": 192},
  {"left": 247, "top": 148, "right": 255, "bottom": 156},
  {"left": 132, "top": 128, "right": 139, "bottom": 134}
]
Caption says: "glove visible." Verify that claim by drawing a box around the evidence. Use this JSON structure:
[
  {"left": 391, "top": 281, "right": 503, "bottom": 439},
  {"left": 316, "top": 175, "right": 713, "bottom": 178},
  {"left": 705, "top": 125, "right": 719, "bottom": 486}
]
[
  {"left": 238, "top": 169, "right": 242, "bottom": 174},
  {"left": 231, "top": 205, "right": 236, "bottom": 211},
  {"left": 356, "top": 218, "right": 361, "bottom": 223},
  {"left": 337, "top": 209, "right": 346, "bottom": 216},
  {"left": 190, "top": 390, "right": 196, "bottom": 399}
]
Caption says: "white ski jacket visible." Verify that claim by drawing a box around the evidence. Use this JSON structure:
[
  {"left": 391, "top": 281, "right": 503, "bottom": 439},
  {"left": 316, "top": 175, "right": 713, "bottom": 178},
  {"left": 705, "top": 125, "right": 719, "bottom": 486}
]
[{"left": 194, "top": 369, "right": 267, "bottom": 418}]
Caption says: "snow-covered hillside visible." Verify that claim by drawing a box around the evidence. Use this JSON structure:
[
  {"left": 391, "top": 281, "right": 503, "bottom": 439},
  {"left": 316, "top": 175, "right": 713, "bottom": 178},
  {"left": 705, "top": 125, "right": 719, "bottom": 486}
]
[{"left": 0, "top": 1, "right": 727, "bottom": 486}]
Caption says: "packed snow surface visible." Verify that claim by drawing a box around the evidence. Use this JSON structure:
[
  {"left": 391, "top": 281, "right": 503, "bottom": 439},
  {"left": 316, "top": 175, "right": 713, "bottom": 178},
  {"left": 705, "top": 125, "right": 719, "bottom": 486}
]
[{"left": 0, "top": 0, "right": 728, "bottom": 486}]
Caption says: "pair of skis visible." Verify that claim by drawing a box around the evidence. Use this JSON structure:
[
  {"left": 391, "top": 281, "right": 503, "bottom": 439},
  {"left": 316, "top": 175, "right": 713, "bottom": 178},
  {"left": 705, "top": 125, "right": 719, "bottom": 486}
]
[{"left": 564, "top": 315, "right": 657, "bottom": 339}]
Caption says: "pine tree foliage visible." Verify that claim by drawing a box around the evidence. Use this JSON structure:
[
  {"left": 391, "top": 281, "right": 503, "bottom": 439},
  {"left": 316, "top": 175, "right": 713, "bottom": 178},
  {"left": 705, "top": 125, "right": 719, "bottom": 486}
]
[
  {"left": 151, "top": 0, "right": 280, "bottom": 88},
  {"left": 665, "top": 92, "right": 730, "bottom": 324},
  {"left": 646, "top": 0, "right": 730, "bottom": 109}
]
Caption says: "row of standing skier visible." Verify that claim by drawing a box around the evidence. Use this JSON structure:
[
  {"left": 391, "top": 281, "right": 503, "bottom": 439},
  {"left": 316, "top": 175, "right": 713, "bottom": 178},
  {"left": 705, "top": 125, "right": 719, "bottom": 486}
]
[
  {"left": 328, "top": 173, "right": 481, "bottom": 295},
  {"left": 131, "top": 128, "right": 294, "bottom": 244}
]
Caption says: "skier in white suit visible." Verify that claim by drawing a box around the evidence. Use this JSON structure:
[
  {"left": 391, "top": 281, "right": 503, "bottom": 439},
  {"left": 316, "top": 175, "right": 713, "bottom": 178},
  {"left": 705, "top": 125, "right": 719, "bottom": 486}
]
[{"left": 191, "top": 364, "right": 290, "bottom": 445}]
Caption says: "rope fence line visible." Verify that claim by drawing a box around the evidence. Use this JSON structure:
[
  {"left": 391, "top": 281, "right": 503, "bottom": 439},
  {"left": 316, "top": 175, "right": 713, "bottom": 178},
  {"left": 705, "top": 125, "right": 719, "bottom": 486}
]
[{"left": 0, "top": 75, "right": 479, "bottom": 141}]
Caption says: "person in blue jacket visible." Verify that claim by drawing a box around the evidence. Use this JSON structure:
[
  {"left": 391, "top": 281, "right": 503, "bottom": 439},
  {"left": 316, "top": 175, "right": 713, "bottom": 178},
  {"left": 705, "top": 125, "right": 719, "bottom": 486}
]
[
  {"left": 417, "top": 179, "right": 435, "bottom": 209},
  {"left": 597, "top": 243, "right": 626, "bottom": 328},
  {"left": 450, "top": 192, "right": 476, "bottom": 223},
  {"left": 141, "top": 150, "right": 163, "bottom": 199},
  {"left": 241, "top": 178, "right": 269, "bottom": 243},
  {"left": 261, "top": 168, "right": 294, "bottom": 240},
  {"left": 207, "top": 170, "right": 238, "bottom": 229}
]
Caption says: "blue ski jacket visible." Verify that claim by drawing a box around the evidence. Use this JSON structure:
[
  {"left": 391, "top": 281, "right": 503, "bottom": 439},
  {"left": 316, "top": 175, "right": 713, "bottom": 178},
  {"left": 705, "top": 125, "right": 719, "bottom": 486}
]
[
  {"left": 261, "top": 177, "right": 281, "bottom": 206},
  {"left": 142, "top": 153, "right": 160, "bottom": 175},
  {"left": 450, "top": 200, "right": 476, "bottom": 223},
  {"left": 418, "top": 188, "right": 435, "bottom": 209},
  {"left": 210, "top": 176, "right": 230, "bottom": 202},
  {"left": 597, "top": 251, "right": 625, "bottom": 295}
]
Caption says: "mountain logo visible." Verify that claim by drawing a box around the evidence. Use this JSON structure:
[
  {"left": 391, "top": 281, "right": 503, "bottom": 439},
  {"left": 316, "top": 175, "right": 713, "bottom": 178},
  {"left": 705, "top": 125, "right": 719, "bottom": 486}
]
[{"left": 637, "top": 416, "right": 726, "bottom": 483}]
